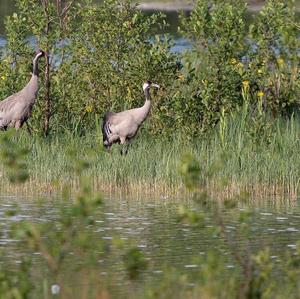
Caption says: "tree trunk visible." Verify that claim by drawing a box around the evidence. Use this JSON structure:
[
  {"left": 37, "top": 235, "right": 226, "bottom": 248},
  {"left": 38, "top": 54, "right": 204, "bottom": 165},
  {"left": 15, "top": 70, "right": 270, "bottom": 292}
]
[{"left": 44, "top": 51, "right": 51, "bottom": 136}]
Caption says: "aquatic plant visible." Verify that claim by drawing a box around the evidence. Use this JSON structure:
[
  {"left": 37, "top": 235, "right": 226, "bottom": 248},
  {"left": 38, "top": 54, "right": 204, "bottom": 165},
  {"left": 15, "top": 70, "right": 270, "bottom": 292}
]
[
  {"left": 0, "top": 135, "right": 148, "bottom": 298},
  {"left": 0, "top": 108, "right": 299, "bottom": 198}
]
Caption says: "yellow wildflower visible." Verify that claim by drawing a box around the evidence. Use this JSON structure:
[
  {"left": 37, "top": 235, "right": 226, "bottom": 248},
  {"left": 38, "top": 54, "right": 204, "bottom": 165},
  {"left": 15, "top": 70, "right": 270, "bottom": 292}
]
[
  {"left": 178, "top": 74, "right": 185, "bottom": 82},
  {"left": 230, "top": 58, "right": 237, "bottom": 65},
  {"left": 85, "top": 105, "right": 93, "bottom": 113},
  {"left": 257, "top": 69, "right": 263, "bottom": 75},
  {"left": 1, "top": 76, "right": 6, "bottom": 80},
  {"left": 277, "top": 58, "right": 284, "bottom": 67},
  {"left": 242, "top": 80, "right": 249, "bottom": 89},
  {"left": 257, "top": 91, "right": 264, "bottom": 98}
]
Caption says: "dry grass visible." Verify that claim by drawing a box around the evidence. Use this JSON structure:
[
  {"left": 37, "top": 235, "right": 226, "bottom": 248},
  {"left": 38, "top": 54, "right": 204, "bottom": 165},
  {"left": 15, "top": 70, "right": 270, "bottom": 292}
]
[{"left": 0, "top": 114, "right": 299, "bottom": 201}]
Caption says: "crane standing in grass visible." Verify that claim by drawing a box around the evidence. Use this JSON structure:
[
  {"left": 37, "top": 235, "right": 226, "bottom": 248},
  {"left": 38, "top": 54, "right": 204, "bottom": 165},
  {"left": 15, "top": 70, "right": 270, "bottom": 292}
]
[
  {"left": 0, "top": 49, "right": 45, "bottom": 130},
  {"left": 102, "top": 81, "right": 160, "bottom": 155}
]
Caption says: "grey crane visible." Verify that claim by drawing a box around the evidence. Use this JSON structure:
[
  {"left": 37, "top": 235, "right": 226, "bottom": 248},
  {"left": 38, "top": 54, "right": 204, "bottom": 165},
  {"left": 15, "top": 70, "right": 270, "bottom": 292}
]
[
  {"left": 102, "top": 81, "right": 160, "bottom": 154},
  {"left": 0, "top": 49, "right": 45, "bottom": 130}
]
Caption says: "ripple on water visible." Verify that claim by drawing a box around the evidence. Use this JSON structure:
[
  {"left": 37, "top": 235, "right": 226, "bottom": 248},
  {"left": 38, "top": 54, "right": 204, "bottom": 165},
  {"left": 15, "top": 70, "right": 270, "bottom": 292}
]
[
  {"left": 276, "top": 217, "right": 288, "bottom": 221},
  {"left": 1, "top": 197, "right": 300, "bottom": 287},
  {"left": 286, "top": 227, "right": 299, "bottom": 232},
  {"left": 260, "top": 212, "right": 273, "bottom": 216},
  {"left": 184, "top": 264, "right": 198, "bottom": 269}
]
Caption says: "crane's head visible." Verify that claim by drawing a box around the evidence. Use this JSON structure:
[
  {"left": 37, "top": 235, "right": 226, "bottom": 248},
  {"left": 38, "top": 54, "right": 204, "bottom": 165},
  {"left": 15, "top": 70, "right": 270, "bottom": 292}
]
[{"left": 143, "top": 81, "right": 160, "bottom": 91}]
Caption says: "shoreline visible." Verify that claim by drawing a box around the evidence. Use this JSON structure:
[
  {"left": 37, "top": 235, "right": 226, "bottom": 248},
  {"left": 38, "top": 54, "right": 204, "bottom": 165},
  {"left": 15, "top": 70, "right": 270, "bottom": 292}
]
[
  {"left": 137, "top": 2, "right": 300, "bottom": 12},
  {"left": 0, "top": 178, "right": 297, "bottom": 202}
]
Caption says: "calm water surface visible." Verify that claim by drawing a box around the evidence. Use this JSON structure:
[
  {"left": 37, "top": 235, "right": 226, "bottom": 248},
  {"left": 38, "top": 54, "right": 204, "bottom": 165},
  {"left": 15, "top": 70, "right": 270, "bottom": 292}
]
[{"left": 1, "top": 195, "right": 300, "bottom": 288}]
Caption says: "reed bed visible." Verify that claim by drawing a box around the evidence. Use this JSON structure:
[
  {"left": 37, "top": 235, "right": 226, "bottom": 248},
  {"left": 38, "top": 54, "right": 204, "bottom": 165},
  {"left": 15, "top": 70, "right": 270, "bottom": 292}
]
[{"left": 0, "top": 114, "right": 299, "bottom": 200}]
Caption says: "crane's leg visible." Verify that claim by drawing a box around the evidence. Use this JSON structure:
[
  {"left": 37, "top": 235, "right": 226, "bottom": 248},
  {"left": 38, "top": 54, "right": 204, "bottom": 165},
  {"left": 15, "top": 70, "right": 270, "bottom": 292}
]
[
  {"left": 120, "top": 137, "right": 127, "bottom": 156},
  {"left": 14, "top": 120, "right": 22, "bottom": 130},
  {"left": 123, "top": 139, "right": 132, "bottom": 155},
  {"left": 103, "top": 143, "right": 111, "bottom": 152}
]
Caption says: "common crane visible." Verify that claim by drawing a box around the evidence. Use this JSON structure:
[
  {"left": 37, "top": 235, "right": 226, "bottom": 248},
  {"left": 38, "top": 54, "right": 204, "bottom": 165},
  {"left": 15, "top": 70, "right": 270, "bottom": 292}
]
[
  {"left": 102, "top": 81, "right": 160, "bottom": 155},
  {"left": 0, "top": 49, "right": 45, "bottom": 130}
]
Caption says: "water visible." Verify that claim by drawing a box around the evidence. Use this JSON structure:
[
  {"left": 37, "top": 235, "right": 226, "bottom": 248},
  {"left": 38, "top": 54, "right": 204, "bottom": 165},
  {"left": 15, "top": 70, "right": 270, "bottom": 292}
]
[
  {"left": 0, "top": 0, "right": 191, "bottom": 54},
  {"left": 1, "top": 195, "right": 300, "bottom": 291},
  {"left": 0, "top": 1, "right": 299, "bottom": 294}
]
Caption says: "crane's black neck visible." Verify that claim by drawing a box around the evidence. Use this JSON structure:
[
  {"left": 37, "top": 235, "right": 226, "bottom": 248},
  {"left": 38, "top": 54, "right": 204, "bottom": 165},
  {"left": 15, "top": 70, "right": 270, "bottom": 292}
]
[
  {"left": 144, "top": 88, "right": 151, "bottom": 102},
  {"left": 33, "top": 59, "right": 39, "bottom": 76},
  {"left": 32, "top": 54, "right": 42, "bottom": 76}
]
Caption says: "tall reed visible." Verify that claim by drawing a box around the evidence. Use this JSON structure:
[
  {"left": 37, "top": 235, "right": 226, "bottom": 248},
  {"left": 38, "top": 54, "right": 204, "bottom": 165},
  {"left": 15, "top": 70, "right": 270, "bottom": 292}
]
[{"left": 0, "top": 114, "right": 299, "bottom": 199}]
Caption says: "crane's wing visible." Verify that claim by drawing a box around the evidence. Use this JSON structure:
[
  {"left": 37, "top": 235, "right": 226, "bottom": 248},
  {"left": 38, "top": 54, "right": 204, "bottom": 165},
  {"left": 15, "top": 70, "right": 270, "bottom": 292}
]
[
  {"left": 102, "top": 111, "right": 130, "bottom": 137},
  {"left": 0, "top": 92, "right": 21, "bottom": 113},
  {"left": 0, "top": 92, "right": 23, "bottom": 128}
]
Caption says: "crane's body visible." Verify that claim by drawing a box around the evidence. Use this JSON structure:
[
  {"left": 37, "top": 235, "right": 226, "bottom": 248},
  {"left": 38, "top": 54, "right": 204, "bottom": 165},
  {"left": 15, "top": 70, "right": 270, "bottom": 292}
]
[
  {"left": 0, "top": 50, "right": 45, "bottom": 130},
  {"left": 102, "top": 81, "right": 159, "bottom": 154}
]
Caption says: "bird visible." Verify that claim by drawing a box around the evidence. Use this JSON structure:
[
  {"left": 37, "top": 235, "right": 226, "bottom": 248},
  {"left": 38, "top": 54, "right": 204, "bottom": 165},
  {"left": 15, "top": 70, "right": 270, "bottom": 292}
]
[
  {"left": 0, "top": 49, "right": 45, "bottom": 130},
  {"left": 102, "top": 80, "right": 160, "bottom": 155}
]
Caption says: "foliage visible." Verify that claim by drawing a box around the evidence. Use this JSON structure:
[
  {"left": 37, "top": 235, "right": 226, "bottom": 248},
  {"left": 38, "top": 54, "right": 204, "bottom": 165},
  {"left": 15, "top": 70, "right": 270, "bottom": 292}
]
[
  {"left": 0, "top": 0, "right": 298, "bottom": 138},
  {"left": 174, "top": 149, "right": 300, "bottom": 299},
  {"left": 174, "top": 0, "right": 248, "bottom": 136},
  {"left": 0, "top": 110, "right": 300, "bottom": 197},
  {"left": 248, "top": 0, "right": 300, "bottom": 114},
  {"left": 0, "top": 0, "right": 179, "bottom": 136},
  {"left": 0, "top": 133, "right": 148, "bottom": 298},
  {"left": 0, "top": 131, "right": 28, "bottom": 183},
  {"left": 0, "top": 258, "right": 32, "bottom": 299},
  {"left": 0, "top": 1, "right": 299, "bottom": 297},
  {"left": 0, "top": 124, "right": 299, "bottom": 298},
  {"left": 174, "top": 0, "right": 299, "bottom": 136},
  {"left": 58, "top": 0, "right": 180, "bottom": 136},
  {"left": 123, "top": 247, "right": 148, "bottom": 280},
  {"left": 0, "top": 0, "right": 81, "bottom": 135}
]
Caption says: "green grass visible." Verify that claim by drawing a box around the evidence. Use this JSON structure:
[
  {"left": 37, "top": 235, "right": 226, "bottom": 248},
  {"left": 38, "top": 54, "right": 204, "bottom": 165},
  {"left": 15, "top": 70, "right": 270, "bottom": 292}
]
[{"left": 1, "top": 112, "right": 300, "bottom": 200}]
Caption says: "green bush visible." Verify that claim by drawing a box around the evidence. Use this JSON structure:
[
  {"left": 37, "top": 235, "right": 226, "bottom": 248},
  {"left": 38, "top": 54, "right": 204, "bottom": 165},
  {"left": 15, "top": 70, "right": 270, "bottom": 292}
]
[
  {"left": 0, "top": 0, "right": 298, "bottom": 138},
  {"left": 175, "top": 0, "right": 299, "bottom": 136},
  {"left": 0, "top": 0, "right": 179, "bottom": 136}
]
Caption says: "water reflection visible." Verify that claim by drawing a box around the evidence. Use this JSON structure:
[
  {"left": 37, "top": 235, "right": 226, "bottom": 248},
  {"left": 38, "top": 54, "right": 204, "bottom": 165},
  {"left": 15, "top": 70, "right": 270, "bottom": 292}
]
[{"left": 1, "top": 195, "right": 300, "bottom": 281}]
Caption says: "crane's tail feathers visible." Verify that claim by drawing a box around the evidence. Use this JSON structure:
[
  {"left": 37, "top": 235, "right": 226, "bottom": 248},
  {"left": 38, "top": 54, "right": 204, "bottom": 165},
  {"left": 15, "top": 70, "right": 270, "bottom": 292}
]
[
  {"left": 104, "top": 123, "right": 111, "bottom": 137},
  {"left": 102, "top": 121, "right": 111, "bottom": 139},
  {"left": 102, "top": 112, "right": 113, "bottom": 147}
]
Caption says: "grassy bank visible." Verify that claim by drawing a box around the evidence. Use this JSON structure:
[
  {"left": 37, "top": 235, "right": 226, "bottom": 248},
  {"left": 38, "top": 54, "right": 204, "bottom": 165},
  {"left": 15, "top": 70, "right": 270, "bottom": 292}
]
[{"left": 1, "top": 113, "right": 299, "bottom": 200}]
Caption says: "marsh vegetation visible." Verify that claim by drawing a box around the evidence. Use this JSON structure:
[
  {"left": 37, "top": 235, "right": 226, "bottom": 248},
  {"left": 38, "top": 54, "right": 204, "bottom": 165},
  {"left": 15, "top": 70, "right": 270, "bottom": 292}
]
[
  {"left": 0, "top": 0, "right": 299, "bottom": 298},
  {"left": 0, "top": 0, "right": 298, "bottom": 196}
]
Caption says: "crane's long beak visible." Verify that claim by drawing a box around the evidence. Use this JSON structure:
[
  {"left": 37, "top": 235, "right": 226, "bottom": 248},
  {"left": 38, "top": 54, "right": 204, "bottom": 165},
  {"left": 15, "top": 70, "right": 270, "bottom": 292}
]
[{"left": 152, "top": 83, "right": 160, "bottom": 89}]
